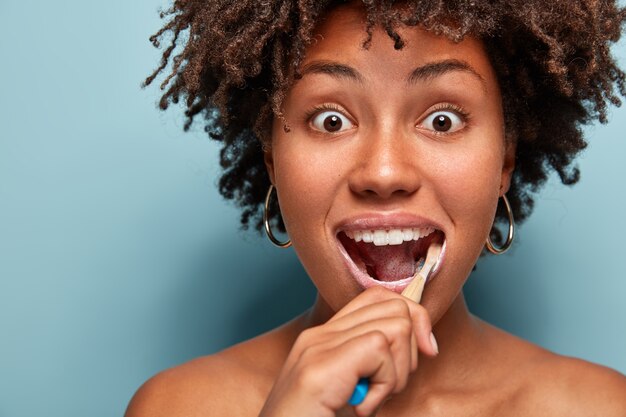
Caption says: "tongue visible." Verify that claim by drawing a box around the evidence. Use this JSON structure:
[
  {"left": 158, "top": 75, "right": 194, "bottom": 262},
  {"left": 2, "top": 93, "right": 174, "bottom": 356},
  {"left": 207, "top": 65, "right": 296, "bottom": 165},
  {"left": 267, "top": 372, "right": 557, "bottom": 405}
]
[{"left": 357, "top": 241, "right": 417, "bottom": 282}]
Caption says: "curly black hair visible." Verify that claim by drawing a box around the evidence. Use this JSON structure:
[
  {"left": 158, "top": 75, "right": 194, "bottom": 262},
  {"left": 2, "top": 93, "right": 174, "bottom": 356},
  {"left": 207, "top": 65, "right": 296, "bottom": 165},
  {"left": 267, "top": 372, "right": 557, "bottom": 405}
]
[{"left": 144, "top": 0, "right": 626, "bottom": 235}]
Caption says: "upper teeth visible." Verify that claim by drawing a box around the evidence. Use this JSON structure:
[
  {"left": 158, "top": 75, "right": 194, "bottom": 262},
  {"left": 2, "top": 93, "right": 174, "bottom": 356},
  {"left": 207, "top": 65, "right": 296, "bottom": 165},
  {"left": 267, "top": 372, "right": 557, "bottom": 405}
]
[{"left": 344, "top": 227, "right": 435, "bottom": 246}]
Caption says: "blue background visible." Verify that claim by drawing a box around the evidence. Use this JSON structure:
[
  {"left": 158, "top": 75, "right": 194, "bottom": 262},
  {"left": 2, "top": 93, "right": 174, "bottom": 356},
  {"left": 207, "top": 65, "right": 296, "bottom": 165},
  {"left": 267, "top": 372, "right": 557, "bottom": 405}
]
[{"left": 0, "top": 1, "right": 624, "bottom": 416}]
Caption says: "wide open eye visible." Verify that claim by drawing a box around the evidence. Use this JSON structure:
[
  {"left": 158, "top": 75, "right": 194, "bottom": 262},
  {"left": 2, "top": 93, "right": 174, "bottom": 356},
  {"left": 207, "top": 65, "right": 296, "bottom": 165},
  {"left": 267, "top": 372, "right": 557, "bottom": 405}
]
[
  {"left": 310, "top": 110, "right": 354, "bottom": 133},
  {"left": 420, "top": 110, "right": 464, "bottom": 133}
]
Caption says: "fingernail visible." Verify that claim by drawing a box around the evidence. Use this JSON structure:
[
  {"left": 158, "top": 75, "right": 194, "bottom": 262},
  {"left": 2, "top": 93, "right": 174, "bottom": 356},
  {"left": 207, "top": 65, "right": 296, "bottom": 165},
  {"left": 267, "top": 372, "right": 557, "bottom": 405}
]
[{"left": 430, "top": 332, "right": 439, "bottom": 354}]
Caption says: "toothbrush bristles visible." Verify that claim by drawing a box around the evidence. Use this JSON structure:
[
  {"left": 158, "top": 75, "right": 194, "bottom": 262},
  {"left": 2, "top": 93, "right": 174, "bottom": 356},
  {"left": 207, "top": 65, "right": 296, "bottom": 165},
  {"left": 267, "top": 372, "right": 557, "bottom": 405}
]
[{"left": 416, "top": 257, "right": 425, "bottom": 272}]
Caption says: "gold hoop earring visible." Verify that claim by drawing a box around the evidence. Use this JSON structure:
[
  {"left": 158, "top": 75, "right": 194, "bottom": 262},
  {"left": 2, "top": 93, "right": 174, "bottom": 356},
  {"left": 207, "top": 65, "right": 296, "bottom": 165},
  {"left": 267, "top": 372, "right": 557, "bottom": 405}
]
[
  {"left": 486, "top": 194, "right": 515, "bottom": 255},
  {"left": 263, "top": 185, "right": 292, "bottom": 248}
]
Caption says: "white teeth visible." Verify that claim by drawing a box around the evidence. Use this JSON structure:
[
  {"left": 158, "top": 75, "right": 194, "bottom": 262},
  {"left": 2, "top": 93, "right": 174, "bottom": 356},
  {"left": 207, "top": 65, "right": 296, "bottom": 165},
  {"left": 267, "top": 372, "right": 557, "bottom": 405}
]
[
  {"left": 388, "top": 229, "right": 403, "bottom": 245},
  {"left": 373, "top": 230, "right": 389, "bottom": 246},
  {"left": 343, "top": 227, "right": 436, "bottom": 246}
]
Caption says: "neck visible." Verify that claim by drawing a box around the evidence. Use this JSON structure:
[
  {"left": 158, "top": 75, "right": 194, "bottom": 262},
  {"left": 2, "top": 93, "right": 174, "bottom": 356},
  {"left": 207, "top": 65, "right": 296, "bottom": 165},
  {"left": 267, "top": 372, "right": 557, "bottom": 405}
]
[{"left": 412, "top": 294, "right": 486, "bottom": 389}]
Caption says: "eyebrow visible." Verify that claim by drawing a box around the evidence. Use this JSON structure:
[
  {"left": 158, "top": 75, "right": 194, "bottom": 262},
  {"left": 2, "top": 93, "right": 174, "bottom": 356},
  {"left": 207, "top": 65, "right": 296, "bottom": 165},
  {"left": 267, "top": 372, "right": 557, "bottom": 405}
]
[
  {"left": 407, "top": 59, "right": 485, "bottom": 86},
  {"left": 299, "top": 58, "right": 485, "bottom": 87},
  {"left": 299, "top": 60, "right": 364, "bottom": 83}
]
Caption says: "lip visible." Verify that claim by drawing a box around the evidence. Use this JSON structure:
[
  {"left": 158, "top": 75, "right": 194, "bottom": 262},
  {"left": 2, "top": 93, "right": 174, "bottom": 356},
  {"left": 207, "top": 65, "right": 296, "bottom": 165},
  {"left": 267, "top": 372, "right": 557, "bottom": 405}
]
[
  {"left": 336, "top": 212, "right": 446, "bottom": 233},
  {"left": 334, "top": 213, "right": 447, "bottom": 293}
]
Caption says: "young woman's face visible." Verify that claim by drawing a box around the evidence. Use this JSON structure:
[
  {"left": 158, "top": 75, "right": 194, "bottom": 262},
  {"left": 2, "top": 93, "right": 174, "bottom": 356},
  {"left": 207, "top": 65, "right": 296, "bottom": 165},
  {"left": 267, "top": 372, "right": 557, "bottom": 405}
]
[{"left": 266, "top": 4, "right": 514, "bottom": 323}]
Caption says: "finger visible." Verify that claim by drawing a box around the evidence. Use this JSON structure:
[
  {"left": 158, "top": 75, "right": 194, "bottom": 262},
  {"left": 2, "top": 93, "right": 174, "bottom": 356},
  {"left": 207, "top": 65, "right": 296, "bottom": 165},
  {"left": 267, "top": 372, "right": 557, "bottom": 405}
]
[
  {"left": 409, "top": 304, "right": 437, "bottom": 357},
  {"left": 410, "top": 331, "right": 418, "bottom": 371},
  {"left": 293, "top": 329, "right": 397, "bottom": 414},
  {"left": 311, "top": 317, "right": 414, "bottom": 392},
  {"left": 329, "top": 287, "right": 403, "bottom": 322},
  {"left": 328, "top": 297, "right": 412, "bottom": 328},
  {"left": 334, "top": 331, "right": 397, "bottom": 417},
  {"left": 329, "top": 295, "right": 437, "bottom": 358}
]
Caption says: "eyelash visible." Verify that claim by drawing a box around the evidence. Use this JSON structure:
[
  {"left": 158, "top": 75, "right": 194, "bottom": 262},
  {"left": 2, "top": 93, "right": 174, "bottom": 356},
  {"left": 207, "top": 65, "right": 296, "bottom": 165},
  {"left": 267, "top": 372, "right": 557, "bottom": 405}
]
[
  {"left": 418, "top": 103, "right": 471, "bottom": 136},
  {"left": 430, "top": 103, "right": 470, "bottom": 119},
  {"left": 304, "top": 103, "right": 346, "bottom": 122}
]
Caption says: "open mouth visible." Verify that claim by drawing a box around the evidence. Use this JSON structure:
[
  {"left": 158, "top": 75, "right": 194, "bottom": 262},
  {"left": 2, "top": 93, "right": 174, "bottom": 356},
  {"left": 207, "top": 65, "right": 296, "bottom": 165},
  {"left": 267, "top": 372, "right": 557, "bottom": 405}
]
[{"left": 337, "top": 227, "right": 445, "bottom": 286}]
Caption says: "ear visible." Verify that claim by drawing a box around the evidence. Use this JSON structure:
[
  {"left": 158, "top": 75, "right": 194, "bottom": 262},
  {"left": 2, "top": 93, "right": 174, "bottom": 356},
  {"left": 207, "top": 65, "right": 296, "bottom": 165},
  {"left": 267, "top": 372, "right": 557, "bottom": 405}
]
[
  {"left": 500, "top": 140, "right": 516, "bottom": 195},
  {"left": 264, "top": 146, "right": 276, "bottom": 185}
]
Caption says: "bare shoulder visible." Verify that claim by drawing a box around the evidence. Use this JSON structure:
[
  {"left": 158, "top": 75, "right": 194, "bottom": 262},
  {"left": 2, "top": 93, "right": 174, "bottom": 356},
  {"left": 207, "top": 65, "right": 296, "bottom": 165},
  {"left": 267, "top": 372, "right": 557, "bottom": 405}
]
[
  {"left": 534, "top": 354, "right": 626, "bottom": 416},
  {"left": 479, "top": 322, "right": 626, "bottom": 416},
  {"left": 124, "top": 352, "right": 254, "bottom": 417},
  {"left": 124, "top": 318, "right": 302, "bottom": 417},
  {"left": 516, "top": 346, "right": 626, "bottom": 416}
]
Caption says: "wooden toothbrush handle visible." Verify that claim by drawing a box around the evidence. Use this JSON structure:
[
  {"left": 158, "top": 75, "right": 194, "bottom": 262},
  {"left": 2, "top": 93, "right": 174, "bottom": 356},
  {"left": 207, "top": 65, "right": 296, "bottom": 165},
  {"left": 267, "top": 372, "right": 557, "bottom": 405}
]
[{"left": 401, "top": 274, "right": 426, "bottom": 303}]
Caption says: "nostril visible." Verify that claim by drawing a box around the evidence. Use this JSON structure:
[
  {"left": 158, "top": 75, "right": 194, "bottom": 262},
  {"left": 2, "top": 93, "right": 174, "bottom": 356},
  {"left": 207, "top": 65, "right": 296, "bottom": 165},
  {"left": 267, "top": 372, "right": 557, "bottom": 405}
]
[
  {"left": 348, "top": 160, "right": 422, "bottom": 199},
  {"left": 354, "top": 185, "right": 416, "bottom": 200}
]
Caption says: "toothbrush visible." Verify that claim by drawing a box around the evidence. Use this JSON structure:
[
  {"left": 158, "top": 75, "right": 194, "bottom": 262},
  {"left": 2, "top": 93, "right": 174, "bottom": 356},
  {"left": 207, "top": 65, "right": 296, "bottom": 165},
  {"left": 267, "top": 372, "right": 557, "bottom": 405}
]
[
  {"left": 347, "top": 242, "right": 443, "bottom": 406},
  {"left": 400, "top": 242, "right": 442, "bottom": 304}
]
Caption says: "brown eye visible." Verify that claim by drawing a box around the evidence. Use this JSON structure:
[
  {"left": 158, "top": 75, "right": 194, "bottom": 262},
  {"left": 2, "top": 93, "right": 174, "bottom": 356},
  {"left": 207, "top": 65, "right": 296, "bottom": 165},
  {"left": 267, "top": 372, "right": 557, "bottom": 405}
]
[
  {"left": 324, "top": 115, "right": 342, "bottom": 132},
  {"left": 433, "top": 115, "right": 452, "bottom": 132},
  {"left": 311, "top": 110, "right": 354, "bottom": 133},
  {"left": 419, "top": 110, "right": 464, "bottom": 134}
]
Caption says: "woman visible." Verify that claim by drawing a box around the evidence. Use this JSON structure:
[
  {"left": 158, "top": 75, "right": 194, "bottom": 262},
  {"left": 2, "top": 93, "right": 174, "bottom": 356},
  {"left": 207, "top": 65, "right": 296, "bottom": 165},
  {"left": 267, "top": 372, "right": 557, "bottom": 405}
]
[{"left": 127, "top": 1, "right": 626, "bottom": 416}]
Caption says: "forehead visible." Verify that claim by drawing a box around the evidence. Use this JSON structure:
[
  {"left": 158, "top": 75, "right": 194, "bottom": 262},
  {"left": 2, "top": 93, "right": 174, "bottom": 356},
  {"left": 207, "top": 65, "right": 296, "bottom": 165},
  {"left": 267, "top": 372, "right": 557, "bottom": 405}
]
[{"left": 299, "top": 3, "right": 498, "bottom": 92}]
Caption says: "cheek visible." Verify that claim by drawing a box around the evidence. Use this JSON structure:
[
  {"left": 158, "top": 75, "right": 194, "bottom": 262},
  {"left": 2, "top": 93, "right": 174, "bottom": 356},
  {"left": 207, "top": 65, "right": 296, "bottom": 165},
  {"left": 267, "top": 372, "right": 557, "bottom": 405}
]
[
  {"left": 270, "top": 135, "right": 344, "bottom": 240},
  {"left": 431, "top": 142, "right": 503, "bottom": 240}
]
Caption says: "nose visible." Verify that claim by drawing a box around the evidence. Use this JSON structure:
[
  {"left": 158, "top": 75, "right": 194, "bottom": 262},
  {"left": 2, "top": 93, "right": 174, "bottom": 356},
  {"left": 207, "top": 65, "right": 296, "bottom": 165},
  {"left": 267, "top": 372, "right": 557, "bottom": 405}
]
[{"left": 348, "top": 125, "right": 422, "bottom": 200}]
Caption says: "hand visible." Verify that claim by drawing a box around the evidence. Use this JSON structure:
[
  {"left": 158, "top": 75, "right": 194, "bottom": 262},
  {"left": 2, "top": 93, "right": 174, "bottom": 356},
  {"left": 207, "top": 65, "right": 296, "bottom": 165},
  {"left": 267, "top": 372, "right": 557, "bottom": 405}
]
[{"left": 258, "top": 286, "right": 438, "bottom": 417}]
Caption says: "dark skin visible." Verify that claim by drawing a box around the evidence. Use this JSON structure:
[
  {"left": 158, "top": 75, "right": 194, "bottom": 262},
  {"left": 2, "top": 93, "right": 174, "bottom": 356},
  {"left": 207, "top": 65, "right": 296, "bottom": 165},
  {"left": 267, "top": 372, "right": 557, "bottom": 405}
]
[{"left": 127, "top": 4, "right": 626, "bottom": 417}]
